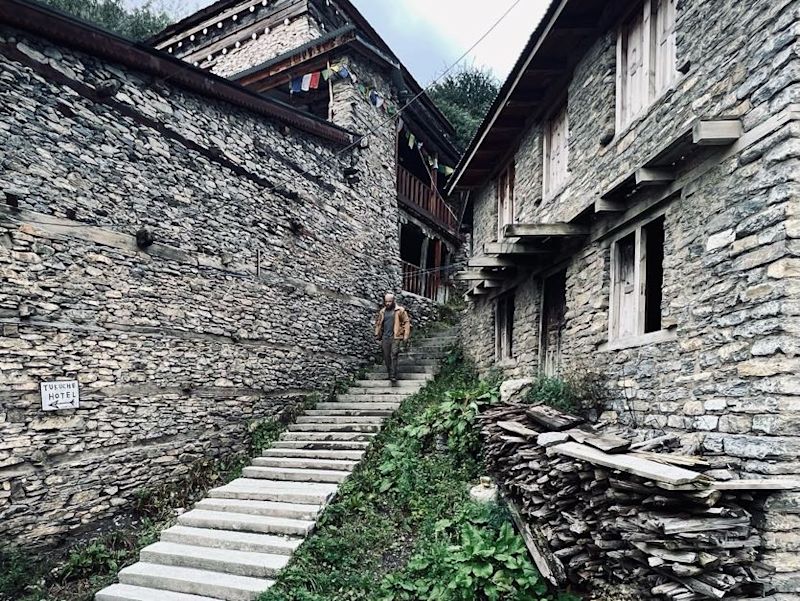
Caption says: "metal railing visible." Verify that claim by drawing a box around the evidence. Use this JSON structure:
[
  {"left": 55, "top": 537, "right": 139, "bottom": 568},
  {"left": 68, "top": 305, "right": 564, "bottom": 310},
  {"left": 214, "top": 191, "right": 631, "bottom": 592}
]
[{"left": 397, "top": 166, "right": 458, "bottom": 233}]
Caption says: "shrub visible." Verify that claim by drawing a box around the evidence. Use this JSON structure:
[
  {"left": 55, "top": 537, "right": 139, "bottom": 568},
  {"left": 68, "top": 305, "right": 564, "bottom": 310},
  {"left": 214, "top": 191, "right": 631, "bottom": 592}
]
[{"left": 525, "top": 369, "right": 606, "bottom": 418}]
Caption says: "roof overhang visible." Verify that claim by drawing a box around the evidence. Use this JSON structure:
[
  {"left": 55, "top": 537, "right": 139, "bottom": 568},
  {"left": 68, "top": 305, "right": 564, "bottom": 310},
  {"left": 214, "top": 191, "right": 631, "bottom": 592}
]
[
  {"left": 447, "top": 0, "right": 631, "bottom": 193},
  {"left": 2, "top": 0, "right": 357, "bottom": 146}
]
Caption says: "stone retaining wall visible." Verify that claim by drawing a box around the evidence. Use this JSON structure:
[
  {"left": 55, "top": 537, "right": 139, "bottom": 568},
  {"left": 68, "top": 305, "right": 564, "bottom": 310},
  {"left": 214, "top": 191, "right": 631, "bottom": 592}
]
[{"left": 0, "top": 24, "right": 436, "bottom": 550}]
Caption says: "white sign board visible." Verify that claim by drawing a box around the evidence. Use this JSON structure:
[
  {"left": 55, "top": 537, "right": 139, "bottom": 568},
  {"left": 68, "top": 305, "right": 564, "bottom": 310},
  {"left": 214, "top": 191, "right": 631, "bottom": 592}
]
[{"left": 40, "top": 381, "right": 80, "bottom": 412}]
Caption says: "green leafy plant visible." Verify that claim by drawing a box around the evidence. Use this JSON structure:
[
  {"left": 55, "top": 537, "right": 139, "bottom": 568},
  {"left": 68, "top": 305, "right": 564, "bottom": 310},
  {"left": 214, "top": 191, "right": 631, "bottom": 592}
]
[
  {"left": 380, "top": 506, "right": 556, "bottom": 601},
  {"left": 0, "top": 547, "right": 39, "bottom": 600},
  {"left": 525, "top": 369, "right": 606, "bottom": 418}
]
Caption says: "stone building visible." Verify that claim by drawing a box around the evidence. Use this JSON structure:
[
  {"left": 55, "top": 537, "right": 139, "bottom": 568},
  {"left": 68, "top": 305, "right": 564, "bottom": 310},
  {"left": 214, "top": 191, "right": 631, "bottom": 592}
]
[
  {"left": 0, "top": 0, "right": 446, "bottom": 549},
  {"left": 449, "top": 0, "right": 800, "bottom": 596},
  {"left": 150, "top": 0, "right": 464, "bottom": 302}
]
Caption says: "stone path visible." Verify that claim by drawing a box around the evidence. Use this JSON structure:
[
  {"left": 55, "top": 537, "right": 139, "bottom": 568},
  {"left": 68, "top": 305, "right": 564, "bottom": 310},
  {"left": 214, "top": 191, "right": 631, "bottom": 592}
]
[{"left": 95, "top": 330, "right": 456, "bottom": 601}]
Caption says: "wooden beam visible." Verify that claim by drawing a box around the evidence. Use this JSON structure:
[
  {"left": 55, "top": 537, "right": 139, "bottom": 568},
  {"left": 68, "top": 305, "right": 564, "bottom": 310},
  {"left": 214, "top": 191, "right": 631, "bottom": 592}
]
[
  {"left": 484, "top": 242, "right": 550, "bottom": 255},
  {"left": 504, "top": 223, "right": 588, "bottom": 238},
  {"left": 480, "top": 280, "right": 504, "bottom": 289},
  {"left": 635, "top": 167, "right": 675, "bottom": 186},
  {"left": 469, "top": 256, "right": 516, "bottom": 268},
  {"left": 454, "top": 270, "right": 503, "bottom": 281},
  {"left": 594, "top": 199, "right": 626, "bottom": 213},
  {"left": 692, "top": 120, "right": 743, "bottom": 146}
]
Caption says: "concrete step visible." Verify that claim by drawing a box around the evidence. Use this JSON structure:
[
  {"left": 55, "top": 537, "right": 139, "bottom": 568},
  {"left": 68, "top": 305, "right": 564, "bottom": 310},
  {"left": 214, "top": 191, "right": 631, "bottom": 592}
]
[
  {"left": 304, "top": 409, "right": 393, "bottom": 417},
  {"left": 296, "top": 415, "right": 385, "bottom": 425},
  {"left": 361, "top": 372, "right": 432, "bottom": 380},
  {"left": 208, "top": 478, "right": 337, "bottom": 504},
  {"left": 287, "top": 423, "right": 381, "bottom": 433},
  {"left": 262, "top": 448, "right": 365, "bottom": 461},
  {"left": 195, "top": 498, "right": 321, "bottom": 520},
  {"left": 118, "top": 562, "right": 272, "bottom": 601},
  {"left": 337, "top": 394, "right": 410, "bottom": 403},
  {"left": 161, "top": 526, "right": 302, "bottom": 556},
  {"left": 346, "top": 387, "right": 419, "bottom": 396},
  {"left": 96, "top": 583, "right": 221, "bottom": 601},
  {"left": 140, "top": 541, "right": 289, "bottom": 579},
  {"left": 317, "top": 402, "right": 400, "bottom": 410},
  {"left": 354, "top": 380, "right": 424, "bottom": 389},
  {"left": 242, "top": 466, "right": 350, "bottom": 484},
  {"left": 272, "top": 439, "right": 371, "bottom": 450},
  {"left": 251, "top": 456, "right": 357, "bottom": 471},
  {"left": 178, "top": 509, "right": 315, "bottom": 537}
]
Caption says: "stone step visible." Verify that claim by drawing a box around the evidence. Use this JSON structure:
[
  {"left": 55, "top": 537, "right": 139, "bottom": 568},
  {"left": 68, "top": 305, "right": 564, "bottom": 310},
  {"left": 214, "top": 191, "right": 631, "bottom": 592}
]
[
  {"left": 378, "top": 364, "right": 436, "bottom": 374},
  {"left": 140, "top": 541, "right": 289, "bottom": 579},
  {"left": 361, "top": 372, "right": 432, "bottom": 380},
  {"left": 398, "top": 358, "right": 439, "bottom": 366},
  {"left": 279, "top": 431, "right": 377, "bottom": 442},
  {"left": 272, "top": 439, "right": 371, "bottom": 450},
  {"left": 354, "top": 380, "right": 424, "bottom": 389},
  {"left": 318, "top": 401, "right": 400, "bottom": 410},
  {"left": 304, "top": 409, "right": 393, "bottom": 417},
  {"left": 262, "top": 448, "right": 365, "bottom": 461},
  {"left": 208, "top": 478, "right": 337, "bottom": 505},
  {"left": 195, "top": 498, "right": 321, "bottom": 520},
  {"left": 178, "top": 509, "right": 315, "bottom": 537},
  {"left": 118, "top": 562, "right": 272, "bottom": 601},
  {"left": 251, "top": 456, "right": 357, "bottom": 471},
  {"left": 287, "top": 423, "right": 381, "bottom": 433},
  {"left": 242, "top": 466, "right": 349, "bottom": 484},
  {"left": 96, "top": 583, "right": 221, "bottom": 601},
  {"left": 296, "top": 415, "right": 385, "bottom": 425},
  {"left": 161, "top": 526, "right": 302, "bottom": 556},
  {"left": 336, "top": 394, "right": 409, "bottom": 403},
  {"left": 345, "top": 387, "right": 419, "bottom": 396}
]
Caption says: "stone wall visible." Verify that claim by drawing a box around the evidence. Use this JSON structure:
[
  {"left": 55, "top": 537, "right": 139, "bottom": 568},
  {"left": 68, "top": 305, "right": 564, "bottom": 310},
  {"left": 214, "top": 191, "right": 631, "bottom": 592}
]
[
  {"left": 461, "top": 0, "right": 800, "bottom": 594},
  {"left": 0, "top": 22, "right": 437, "bottom": 550}
]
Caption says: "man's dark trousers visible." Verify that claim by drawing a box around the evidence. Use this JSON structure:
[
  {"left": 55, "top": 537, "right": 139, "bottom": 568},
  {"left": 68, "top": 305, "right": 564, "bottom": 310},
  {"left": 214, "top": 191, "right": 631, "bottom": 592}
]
[{"left": 382, "top": 338, "right": 401, "bottom": 381}]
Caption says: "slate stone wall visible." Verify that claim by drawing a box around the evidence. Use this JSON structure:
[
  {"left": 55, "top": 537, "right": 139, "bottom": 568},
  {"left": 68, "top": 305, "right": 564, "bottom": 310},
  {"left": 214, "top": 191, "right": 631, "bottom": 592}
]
[
  {"left": 0, "top": 24, "right": 436, "bottom": 550},
  {"left": 461, "top": 0, "right": 800, "bottom": 594}
]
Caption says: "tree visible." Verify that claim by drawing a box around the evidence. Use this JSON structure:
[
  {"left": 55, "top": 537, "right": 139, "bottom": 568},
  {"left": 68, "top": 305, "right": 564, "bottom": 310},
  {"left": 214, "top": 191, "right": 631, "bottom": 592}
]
[
  {"left": 428, "top": 65, "right": 500, "bottom": 152},
  {"left": 38, "top": 0, "right": 172, "bottom": 41}
]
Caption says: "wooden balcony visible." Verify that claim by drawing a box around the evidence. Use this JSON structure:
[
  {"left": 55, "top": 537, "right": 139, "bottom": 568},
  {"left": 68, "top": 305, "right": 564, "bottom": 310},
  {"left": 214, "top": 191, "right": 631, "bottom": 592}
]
[
  {"left": 397, "top": 166, "right": 458, "bottom": 236},
  {"left": 402, "top": 260, "right": 451, "bottom": 302}
]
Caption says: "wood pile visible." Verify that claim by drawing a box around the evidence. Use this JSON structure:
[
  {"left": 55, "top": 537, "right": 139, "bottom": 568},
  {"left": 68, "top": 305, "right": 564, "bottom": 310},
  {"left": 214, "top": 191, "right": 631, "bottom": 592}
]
[{"left": 480, "top": 403, "right": 800, "bottom": 600}]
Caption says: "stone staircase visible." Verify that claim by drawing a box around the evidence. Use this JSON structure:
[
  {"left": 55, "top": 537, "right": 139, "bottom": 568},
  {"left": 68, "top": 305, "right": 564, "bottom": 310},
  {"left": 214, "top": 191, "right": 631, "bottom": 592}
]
[{"left": 95, "top": 330, "right": 457, "bottom": 601}]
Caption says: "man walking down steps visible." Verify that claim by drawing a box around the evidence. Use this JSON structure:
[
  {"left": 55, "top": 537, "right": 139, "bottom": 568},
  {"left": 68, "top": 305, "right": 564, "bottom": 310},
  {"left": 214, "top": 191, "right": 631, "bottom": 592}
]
[{"left": 374, "top": 293, "right": 411, "bottom": 385}]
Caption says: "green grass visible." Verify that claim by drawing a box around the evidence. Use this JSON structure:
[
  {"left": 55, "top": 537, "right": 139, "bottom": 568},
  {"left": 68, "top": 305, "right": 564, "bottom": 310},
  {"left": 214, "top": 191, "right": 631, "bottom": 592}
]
[{"left": 259, "top": 349, "right": 581, "bottom": 601}]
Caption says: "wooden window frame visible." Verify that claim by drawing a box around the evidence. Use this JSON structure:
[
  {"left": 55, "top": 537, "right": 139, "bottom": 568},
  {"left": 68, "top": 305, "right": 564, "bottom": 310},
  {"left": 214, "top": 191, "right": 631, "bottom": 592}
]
[
  {"left": 495, "top": 293, "right": 515, "bottom": 362},
  {"left": 543, "top": 102, "right": 569, "bottom": 199},
  {"left": 496, "top": 162, "right": 515, "bottom": 240},
  {"left": 608, "top": 214, "right": 666, "bottom": 342},
  {"left": 616, "top": 0, "right": 678, "bottom": 131}
]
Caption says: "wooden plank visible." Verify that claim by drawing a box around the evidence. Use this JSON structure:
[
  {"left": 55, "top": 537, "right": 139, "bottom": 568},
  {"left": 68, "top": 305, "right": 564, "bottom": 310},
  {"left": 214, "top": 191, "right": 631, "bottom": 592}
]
[
  {"left": 525, "top": 406, "right": 584, "bottom": 431},
  {"left": 692, "top": 119, "right": 743, "bottom": 146},
  {"left": 469, "top": 256, "right": 516, "bottom": 268},
  {"left": 484, "top": 242, "right": 550, "bottom": 255},
  {"left": 503, "top": 223, "right": 588, "bottom": 239},
  {"left": 497, "top": 421, "right": 539, "bottom": 439},
  {"left": 594, "top": 199, "right": 626, "bottom": 213},
  {"left": 566, "top": 427, "right": 630, "bottom": 454},
  {"left": 711, "top": 479, "right": 800, "bottom": 491},
  {"left": 454, "top": 270, "right": 502, "bottom": 281},
  {"left": 480, "top": 280, "right": 504, "bottom": 289},
  {"left": 505, "top": 498, "right": 567, "bottom": 586},
  {"left": 550, "top": 442, "right": 706, "bottom": 486},
  {"left": 635, "top": 167, "right": 675, "bottom": 186}
]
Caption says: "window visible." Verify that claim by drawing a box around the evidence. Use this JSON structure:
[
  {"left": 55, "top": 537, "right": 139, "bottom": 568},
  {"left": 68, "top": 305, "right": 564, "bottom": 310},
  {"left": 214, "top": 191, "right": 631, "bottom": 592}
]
[
  {"left": 497, "top": 162, "right": 515, "bottom": 239},
  {"left": 616, "top": 0, "right": 677, "bottom": 129},
  {"left": 543, "top": 103, "right": 569, "bottom": 198},
  {"left": 610, "top": 216, "right": 665, "bottom": 340},
  {"left": 496, "top": 293, "right": 515, "bottom": 361},
  {"left": 540, "top": 270, "right": 567, "bottom": 376}
]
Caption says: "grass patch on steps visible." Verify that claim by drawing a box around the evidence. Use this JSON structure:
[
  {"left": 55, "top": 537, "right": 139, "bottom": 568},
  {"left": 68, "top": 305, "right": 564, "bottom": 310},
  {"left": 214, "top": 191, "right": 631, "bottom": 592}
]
[{"left": 259, "top": 349, "right": 581, "bottom": 601}]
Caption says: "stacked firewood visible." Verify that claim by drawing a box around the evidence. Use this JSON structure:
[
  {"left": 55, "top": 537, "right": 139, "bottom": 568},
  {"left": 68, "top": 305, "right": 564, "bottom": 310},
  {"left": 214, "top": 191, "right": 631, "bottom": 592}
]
[{"left": 479, "top": 404, "right": 792, "bottom": 600}]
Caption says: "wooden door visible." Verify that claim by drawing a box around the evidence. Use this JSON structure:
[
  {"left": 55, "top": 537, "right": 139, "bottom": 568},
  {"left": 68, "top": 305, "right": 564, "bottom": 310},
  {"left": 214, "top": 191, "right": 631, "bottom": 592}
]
[{"left": 541, "top": 271, "right": 567, "bottom": 376}]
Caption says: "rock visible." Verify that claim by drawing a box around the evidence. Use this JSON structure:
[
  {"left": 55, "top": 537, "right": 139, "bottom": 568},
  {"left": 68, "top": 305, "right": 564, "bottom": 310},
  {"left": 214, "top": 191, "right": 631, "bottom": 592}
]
[{"left": 500, "top": 378, "right": 534, "bottom": 404}]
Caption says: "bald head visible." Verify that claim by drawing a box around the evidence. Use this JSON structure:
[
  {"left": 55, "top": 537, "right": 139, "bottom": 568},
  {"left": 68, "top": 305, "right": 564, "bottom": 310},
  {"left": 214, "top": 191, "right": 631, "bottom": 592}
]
[{"left": 384, "top": 293, "right": 396, "bottom": 309}]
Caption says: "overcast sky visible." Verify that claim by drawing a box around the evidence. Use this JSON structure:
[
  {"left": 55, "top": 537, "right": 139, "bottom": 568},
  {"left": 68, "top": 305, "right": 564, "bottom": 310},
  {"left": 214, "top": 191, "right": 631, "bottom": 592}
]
[{"left": 129, "top": 0, "right": 549, "bottom": 84}]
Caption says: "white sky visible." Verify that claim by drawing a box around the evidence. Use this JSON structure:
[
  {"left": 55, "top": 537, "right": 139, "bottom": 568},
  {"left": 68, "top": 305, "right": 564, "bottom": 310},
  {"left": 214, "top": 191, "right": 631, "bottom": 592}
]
[{"left": 130, "top": 0, "right": 550, "bottom": 84}]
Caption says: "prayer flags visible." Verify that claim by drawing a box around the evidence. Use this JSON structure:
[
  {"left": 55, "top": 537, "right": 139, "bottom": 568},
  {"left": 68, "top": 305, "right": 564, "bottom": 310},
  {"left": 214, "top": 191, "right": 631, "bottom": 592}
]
[
  {"left": 290, "top": 77, "right": 303, "bottom": 94},
  {"left": 321, "top": 68, "right": 333, "bottom": 80},
  {"left": 408, "top": 133, "right": 416, "bottom": 149},
  {"left": 309, "top": 72, "right": 321, "bottom": 89},
  {"left": 301, "top": 73, "right": 312, "bottom": 91},
  {"left": 338, "top": 65, "right": 350, "bottom": 79}
]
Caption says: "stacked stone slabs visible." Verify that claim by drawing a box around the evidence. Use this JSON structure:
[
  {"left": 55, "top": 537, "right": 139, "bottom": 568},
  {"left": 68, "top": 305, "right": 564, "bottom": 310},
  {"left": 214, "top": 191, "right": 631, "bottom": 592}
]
[{"left": 95, "top": 331, "right": 456, "bottom": 601}]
